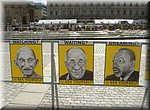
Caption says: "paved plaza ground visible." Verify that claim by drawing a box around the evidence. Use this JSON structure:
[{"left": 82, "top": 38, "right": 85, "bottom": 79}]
[{"left": 0, "top": 41, "right": 149, "bottom": 110}]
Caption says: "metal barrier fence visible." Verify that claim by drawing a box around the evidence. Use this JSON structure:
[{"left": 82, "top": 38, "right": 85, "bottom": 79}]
[
  {"left": 1, "top": 26, "right": 150, "bottom": 110},
  {"left": 1, "top": 35, "right": 149, "bottom": 109}
]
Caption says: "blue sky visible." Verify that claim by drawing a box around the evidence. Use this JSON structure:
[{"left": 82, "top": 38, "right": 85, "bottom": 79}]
[
  {"left": 1, "top": 0, "right": 47, "bottom": 5},
  {"left": 33, "top": 0, "right": 47, "bottom": 5},
  {"left": 2, "top": 0, "right": 149, "bottom": 5}
]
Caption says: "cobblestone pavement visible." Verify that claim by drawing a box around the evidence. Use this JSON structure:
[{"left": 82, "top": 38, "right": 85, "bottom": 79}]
[
  {"left": 1, "top": 82, "right": 149, "bottom": 110},
  {"left": 1, "top": 42, "right": 149, "bottom": 110}
]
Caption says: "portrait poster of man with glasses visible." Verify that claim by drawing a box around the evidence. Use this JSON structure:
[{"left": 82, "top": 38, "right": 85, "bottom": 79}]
[
  {"left": 104, "top": 42, "right": 141, "bottom": 87},
  {"left": 59, "top": 41, "right": 94, "bottom": 85}
]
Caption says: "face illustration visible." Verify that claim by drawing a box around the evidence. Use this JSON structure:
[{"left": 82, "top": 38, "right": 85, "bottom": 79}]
[
  {"left": 112, "top": 49, "right": 135, "bottom": 78},
  {"left": 65, "top": 48, "right": 86, "bottom": 79},
  {"left": 15, "top": 46, "right": 38, "bottom": 77}
]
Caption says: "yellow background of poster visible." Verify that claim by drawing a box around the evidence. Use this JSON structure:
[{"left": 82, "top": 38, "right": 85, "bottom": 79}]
[
  {"left": 59, "top": 45, "right": 94, "bottom": 78},
  {"left": 105, "top": 45, "right": 141, "bottom": 79},
  {"left": 10, "top": 44, "right": 43, "bottom": 79}
]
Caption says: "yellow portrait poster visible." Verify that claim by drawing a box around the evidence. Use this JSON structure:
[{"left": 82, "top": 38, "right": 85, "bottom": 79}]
[
  {"left": 10, "top": 43, "right": 43, "bottom": 83},
  {"left": 59, "top": 41, "right": 94, "bottom": 85},
  {"left": 104, "top": 44, "right": 141, "bottom": 87}
]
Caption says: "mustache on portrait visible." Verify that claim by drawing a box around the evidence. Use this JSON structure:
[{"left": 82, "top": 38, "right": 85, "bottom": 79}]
[{"left": 21, "top": 66, "right": 33, "bottom": 70}]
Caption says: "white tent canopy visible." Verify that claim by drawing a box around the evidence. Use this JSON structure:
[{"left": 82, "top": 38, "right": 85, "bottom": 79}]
[
  {"left": 38, "top": 19, "right": 77, "bottom": 25},
  {"left": 133, "top": 19, "right": 148, "bottom": 24},
  {"left": 95, "top": 19, "right": 134, "bottom": 24}
]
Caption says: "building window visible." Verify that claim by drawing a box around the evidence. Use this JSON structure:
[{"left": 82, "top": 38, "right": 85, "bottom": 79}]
[
  {"left": 111, "top": 2, "right": 114, "bottom": 6},
  {"left": 123, "top": 10, "right": 126, "bottom": 15},
  {"left": 90, "top": 10, "right": 93, "bottom": 15},
  {"left": 103, "top": 2, "right": 105, "bottom": 6},
  {"left": 130, "top": 2, "right": 132, "bottom": 6},
  {"left": 83, "top": 2, "right": 86, "bottom": 6},
  {"left": 69, "top": 10, "right": 72, "bottom": 15},
  {"left": 15, "top": 12, "right": 18, "bottom": 15},
  {"left": 50, "top": 11, "right": 53, "bottom": 15},
  {"left": 124, "top": 2, "right": 126, "bottom": 6},
  {"left": 83, "top": 10, "right": 86, "bottom": 14},
  {"left": 62, "top": 11, "right": 65, "bottom": 16},
  {"left": 136, "top": 11, "right": 138, "bottom": 15},
  {"left": 97, "top": 3, "right": 100, "bottom": 6},
  {"left": 50, "top": 4, "right": 53, "bottom": 7},
  {"left": 117, "top": 3, "right": 120, "bottom": 6},
  {"left": 135, "top": 3, "right": 138, "bottom": 6},
  {"left": 55, "top": 11, "right": 57, "bottom": 16},
  {"left": 111, "top": 10, "right": 114, "bottom": 15},
  {"left": 76, "top": 4, "right": 79, "bottom": 7},
  {"left": 142, "top": 11, "right": 144, "bottom": 15},
  {"left": 103, "top": 10, "right": 106, "bottom": 15},
  {"left": 69, "top": 4, "right": 72, "bottom": 7},
  {"left": 55, "top": 4, "right": 58, "bottom": 7},
  {"left": 97, "top": 10, "right": 100, "bottom": 15},
  {"left": 117, "top": 10, "right": 120, "bottom": 15},
  {"left": 129, "top": 10, "right": 132, "bottom": 15},
  {"left": 22, "top": 16, "right": 27, "bottom": 24}
]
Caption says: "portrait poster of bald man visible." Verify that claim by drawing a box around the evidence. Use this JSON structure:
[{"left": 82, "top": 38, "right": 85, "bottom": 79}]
[
  {"left": 10, "top": 41, "right": 43, "bottom": 83},
  {"left": 59, "top": 41, "right": 94, "bottom": 85},
  {"left": 104, "top": 43, "right": 141, "bottom": 87}
]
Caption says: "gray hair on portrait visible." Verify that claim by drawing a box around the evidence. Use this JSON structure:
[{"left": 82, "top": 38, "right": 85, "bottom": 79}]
[{"left": 119, "top": 48, "right": 136, "bottom": 61}]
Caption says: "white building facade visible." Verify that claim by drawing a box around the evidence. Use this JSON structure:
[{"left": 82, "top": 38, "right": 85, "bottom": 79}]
[{"left": 47, "top": 0, "right": 148, "bottom": 21}]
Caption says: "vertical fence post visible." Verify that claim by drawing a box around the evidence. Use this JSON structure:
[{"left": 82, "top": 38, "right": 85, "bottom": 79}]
[
  {"left": 141, "top": 88, "right": 149, "bottom": 110},
  {"left": 51, "top": 41, "right": 55, "bottom": 110},
  {"left": 53, "top": 53, "right": 59, "bottom": 109}
]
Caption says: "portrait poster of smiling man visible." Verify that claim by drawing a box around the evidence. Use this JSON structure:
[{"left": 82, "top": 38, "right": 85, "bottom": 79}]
[
  {"left": 59, "top": 40, "right": 94, "bottom": 85},
  {"left": 10, "top": 40, "right": 43, "bottom": 83},
  {"left": 104, "top": 42, "right": 142, "bottom": 87}
]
